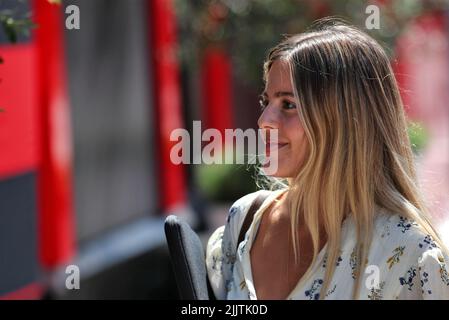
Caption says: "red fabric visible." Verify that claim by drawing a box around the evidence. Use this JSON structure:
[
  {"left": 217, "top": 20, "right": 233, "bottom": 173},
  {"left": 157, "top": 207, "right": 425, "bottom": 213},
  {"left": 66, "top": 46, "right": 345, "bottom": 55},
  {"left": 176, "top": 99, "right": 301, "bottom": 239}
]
[
  {"left": 0, "top": 44, "right": 39, "bottom": 178},
  {"left": 34, "top": 0, "right": 76, "bottom": 268},
  {"left": 201, "top": 48, "right": 234, "bottom": 135},
  {"left": 149, "top": 0, "right": 187, "bottom": 212}
]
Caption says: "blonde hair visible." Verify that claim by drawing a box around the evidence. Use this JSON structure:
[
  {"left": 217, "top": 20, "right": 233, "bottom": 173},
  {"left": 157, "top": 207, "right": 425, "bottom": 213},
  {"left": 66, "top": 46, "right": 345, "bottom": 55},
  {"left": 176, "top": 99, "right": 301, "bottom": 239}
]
[{"left": 261, "top": 17, "right": 448, "bottom": 299}]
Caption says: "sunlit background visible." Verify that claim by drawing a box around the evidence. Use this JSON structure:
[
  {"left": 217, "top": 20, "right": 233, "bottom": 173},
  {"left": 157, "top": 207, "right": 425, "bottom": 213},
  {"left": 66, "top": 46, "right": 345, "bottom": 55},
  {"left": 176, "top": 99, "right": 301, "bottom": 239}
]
[{"left": 0, "top": 0, "right": 448, "bottom": 299}]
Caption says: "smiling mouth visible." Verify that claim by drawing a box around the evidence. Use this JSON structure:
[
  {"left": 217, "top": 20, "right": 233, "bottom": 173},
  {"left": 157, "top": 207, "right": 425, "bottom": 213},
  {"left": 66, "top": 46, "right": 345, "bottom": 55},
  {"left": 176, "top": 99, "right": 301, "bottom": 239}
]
[{"left": 265, "top": 143, "right": 288, "bottom": 156}]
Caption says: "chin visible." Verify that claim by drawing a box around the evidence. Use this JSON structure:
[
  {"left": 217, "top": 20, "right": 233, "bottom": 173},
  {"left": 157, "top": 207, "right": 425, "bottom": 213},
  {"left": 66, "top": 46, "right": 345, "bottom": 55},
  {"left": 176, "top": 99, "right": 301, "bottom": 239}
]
[
  {"left": 260, "top": 163, "right": 291, "bottom": 178},
  {"left": 261, "top": 160, "right": 302, "bottom": 179},
  {"left": 267, "top": 172, "right": 292, "bottom": 178}
]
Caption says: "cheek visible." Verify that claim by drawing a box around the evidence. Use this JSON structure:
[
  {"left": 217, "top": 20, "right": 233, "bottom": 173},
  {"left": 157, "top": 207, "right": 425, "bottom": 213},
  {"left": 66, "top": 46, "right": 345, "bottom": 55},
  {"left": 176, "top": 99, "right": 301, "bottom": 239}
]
[{"left": 285, "top": 118, "right": 307, "bottom": 151}]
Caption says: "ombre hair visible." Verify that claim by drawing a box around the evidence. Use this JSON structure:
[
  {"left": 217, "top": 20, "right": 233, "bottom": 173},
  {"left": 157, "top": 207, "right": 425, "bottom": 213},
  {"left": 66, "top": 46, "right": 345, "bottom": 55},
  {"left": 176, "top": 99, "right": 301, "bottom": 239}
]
[{"left": 261, "top": 17, "right": 448, "bottom": 299}]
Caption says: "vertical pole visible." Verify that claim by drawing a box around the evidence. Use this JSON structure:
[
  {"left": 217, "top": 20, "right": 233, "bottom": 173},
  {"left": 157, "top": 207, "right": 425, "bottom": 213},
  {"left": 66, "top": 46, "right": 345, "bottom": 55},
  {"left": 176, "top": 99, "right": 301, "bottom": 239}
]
[
  {"left": 149, "top": 0, "right": 187, "bottom": 212},
  {"left": 34, "top": 0, "right": 75, "bottom": 268}
]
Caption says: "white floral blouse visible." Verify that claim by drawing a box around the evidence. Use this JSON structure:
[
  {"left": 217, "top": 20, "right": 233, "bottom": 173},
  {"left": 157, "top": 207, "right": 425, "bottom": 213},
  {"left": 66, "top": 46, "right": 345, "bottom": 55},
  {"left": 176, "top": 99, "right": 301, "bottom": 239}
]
[{"left": 206, "top": 189, "right": 449, "bottom": 300}]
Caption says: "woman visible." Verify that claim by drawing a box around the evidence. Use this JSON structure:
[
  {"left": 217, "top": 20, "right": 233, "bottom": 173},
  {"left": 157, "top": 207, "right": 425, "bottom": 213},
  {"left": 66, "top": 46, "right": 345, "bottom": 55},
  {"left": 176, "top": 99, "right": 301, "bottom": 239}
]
[{"left": 206, "top": 18, "right": 449, "bottom": 300}]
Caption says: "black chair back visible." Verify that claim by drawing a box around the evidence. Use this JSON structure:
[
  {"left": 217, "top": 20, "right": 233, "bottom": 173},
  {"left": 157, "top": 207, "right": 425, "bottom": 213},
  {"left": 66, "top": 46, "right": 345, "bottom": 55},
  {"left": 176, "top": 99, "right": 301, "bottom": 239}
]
[{"left": 164, "top": 215, "right": 211, "bottom": 300}]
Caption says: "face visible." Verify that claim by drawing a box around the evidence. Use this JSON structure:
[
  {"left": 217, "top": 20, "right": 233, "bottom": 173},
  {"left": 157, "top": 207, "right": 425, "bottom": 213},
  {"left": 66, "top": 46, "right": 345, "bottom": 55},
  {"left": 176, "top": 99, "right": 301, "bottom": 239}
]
[{"left": 258, "top": 59, "right": 308, "bottom": 178}]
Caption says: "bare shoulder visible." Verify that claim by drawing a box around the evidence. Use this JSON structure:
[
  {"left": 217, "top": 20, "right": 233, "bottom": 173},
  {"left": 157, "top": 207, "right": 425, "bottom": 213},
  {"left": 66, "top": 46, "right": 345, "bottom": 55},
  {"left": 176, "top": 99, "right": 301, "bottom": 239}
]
[{"left": 226, "top": 189, "right": 273, "bottom": 225}]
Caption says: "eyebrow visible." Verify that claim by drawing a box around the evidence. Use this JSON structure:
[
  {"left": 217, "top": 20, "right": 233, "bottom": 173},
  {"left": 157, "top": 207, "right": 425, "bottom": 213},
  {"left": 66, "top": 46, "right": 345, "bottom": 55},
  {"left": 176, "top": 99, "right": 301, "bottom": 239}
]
[{"left": 261, "top": 91, "right": 294, "bottom": 98}]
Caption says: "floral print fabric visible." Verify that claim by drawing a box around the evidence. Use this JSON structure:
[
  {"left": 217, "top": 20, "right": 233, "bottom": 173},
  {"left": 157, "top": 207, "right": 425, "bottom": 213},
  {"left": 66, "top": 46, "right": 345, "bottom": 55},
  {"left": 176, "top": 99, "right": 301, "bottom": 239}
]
[{"left": 206, "top": 190, "right": 449, "bottom": 300}]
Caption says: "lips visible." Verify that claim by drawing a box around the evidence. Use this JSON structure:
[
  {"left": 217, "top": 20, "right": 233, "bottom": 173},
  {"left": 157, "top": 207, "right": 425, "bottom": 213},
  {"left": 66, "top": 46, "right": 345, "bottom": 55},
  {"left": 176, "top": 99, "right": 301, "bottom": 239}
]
[{"left": 265, "top": 142, "right": 288, "bottom": 156}]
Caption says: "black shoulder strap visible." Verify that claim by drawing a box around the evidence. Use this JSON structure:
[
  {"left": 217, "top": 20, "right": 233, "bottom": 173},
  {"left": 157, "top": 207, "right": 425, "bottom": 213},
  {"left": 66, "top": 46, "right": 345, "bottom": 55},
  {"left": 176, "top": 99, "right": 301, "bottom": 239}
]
[{"left": 237, "top": 192, "right": 270, "bottom": 249}]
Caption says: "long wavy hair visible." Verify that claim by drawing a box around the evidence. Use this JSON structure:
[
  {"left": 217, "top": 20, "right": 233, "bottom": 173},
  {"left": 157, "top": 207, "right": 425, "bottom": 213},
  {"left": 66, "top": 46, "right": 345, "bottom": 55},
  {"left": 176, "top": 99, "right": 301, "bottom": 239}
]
[{"left": 261, "top": 18, "right": 447, "bottom": 299}]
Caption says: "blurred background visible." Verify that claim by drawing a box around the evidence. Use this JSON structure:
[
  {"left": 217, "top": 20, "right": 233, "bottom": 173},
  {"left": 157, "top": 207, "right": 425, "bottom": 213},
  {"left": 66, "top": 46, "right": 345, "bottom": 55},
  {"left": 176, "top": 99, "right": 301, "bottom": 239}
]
[{"left": 0, "top": 0, "right": 448, "bottom": 299}]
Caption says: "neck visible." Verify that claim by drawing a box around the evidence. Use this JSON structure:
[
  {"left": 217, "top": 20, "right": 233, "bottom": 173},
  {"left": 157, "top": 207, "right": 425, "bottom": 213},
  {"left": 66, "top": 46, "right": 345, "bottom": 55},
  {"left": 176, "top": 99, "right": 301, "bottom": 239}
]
[{"left": 280, "top": 190, "right": 328, "bottom": 249}]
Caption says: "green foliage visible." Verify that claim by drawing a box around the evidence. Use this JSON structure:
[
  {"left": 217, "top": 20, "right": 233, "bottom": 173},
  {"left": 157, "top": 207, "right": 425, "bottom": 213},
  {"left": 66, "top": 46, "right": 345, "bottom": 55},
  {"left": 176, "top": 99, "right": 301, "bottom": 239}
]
[
  {"left": 196, "top": 162, "right": 258, "bottom": 203},
  {"left": 174, "top": 0, "right": 444, "bottom": 84},
  {"left": 0, "top": 0, "right": 42, "bottom": 115},
  {"left": 0, "top": 13, "right": 34, "bottom": 43},
  {"left": 408, "top": 121, "right": 429, "bottom": 155},
  {"left": 0, "top": 0, "right": 36, "bottom": 43}
]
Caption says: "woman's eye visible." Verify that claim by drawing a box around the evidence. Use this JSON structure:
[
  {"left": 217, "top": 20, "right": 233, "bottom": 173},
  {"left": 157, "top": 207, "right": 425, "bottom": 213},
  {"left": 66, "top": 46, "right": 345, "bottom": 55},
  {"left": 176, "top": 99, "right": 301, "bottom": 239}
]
[{"left": 282, "top": 100, "right": 297, "bottom": 110}]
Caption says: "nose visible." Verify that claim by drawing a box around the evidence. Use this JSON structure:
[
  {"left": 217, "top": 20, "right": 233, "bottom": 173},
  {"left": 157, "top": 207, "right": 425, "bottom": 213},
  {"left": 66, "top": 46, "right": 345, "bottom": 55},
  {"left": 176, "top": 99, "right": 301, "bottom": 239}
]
[{"left": 257, "top": 105, "right": 279, "bottom": 130}]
